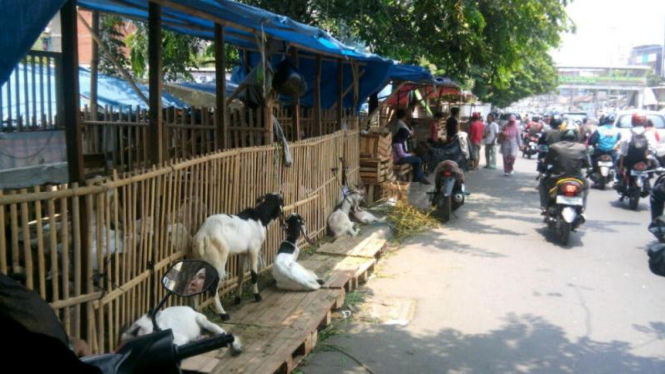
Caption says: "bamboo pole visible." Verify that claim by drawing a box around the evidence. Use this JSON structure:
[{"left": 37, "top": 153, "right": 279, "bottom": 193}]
[
  {"left": 314, "top": 55, "right": 322, "bottom": 136},
  {"left": 149, "top": 2, "right": 164, "bottom": 165}
]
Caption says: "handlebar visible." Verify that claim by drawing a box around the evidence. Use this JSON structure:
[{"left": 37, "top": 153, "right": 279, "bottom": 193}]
[{"left": 176, "top": 334, "right": 236, "bottom": 361}]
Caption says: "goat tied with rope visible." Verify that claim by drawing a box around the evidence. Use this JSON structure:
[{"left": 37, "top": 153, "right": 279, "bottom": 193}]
[
  {"left": 328, "top": 189, "right": 364, "bottom": 238},
  {"left": 273, "top": 213, "right": 324, "bottom": 291},
  {"left": 190, "top": 193, "right": 284, "bottom": 321}
]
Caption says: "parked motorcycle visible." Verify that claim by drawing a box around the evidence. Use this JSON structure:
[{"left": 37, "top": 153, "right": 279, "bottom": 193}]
[
  {"left": 617, "top": 161, "right": 657, "bottom": 210},
  {"left": 82, "top": 260, "right": 238, "bottom": 374},
  {"left": 589, "top": 152, "right": 615, "bottom": 190},
  {"left": 522, "top": 133, "right": 541, "bottom": 159},
  {"left": 429, "top": 160, "right": 466, "bottom": 223},
  {"left": 544, "top": 178, "right": 586, "bottom": 246}
]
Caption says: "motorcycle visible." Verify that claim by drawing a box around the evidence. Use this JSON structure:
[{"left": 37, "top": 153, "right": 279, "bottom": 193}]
[
  {"left": 82, "top": 260, "right": 239, "bottom": 374},
  {"left": 617, "top": 160, "right": 657, "bottom": 210},
  {"left": 544, "top": 177, "right": 586, "bottom": 246},
  {"left": 522, "top": 133, "right": 541, "bottom": 159},
  {"left": 589, "top": 151, "right": 615, "bottom": 190},
  {"left": 429, "top": 160, "right": 466, "bottom": 223}
]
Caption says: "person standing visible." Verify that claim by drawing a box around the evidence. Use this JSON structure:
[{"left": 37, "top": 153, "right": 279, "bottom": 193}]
[
  {"left": 430, "top": 112, "right": 444, "bottom": 142},
  {"left": 446, "top": 107, "right": 460, "bottom": 140},
  {"left": 468, "top": 112, "right": 484, "bottom": 170},
  {"left": 483, "top": 114, "right": 499, "bottom": 169},
  {"left": 500, "top": 115, "right": 522, "bottom": 176}
]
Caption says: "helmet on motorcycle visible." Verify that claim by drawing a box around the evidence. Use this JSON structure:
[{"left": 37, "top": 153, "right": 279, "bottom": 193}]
[
  {"left": 632, "top": 112, "right": 647, "bottom": 127},
  {"left": 561, "top": 129, "right": 577, "bottom": 141},
  {"left": 550, "top": 115, "right": 563, "bottom": 129}
]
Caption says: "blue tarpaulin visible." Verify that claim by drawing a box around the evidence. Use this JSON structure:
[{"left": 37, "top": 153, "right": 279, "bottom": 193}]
[
  {"left": 2, "top": 64, "right": 185, "bottom": 125},
  {"left": 1, "top": 0, "right": 439, "bottom": 111}
]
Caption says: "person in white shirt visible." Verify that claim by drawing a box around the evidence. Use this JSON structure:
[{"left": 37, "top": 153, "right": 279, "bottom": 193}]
[{"left": 483, "top": 114, "right": 500, "bottom": 169}]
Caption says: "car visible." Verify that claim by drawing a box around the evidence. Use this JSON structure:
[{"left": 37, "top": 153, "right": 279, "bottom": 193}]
[
  {"left": 562, "top": 112, "right": 588, "bottom": 126},
  {"left": 498, "top": 113, "right": 522, "bottom": 129},
  {"left": 613, "top": 110, "right": 665, "bottom": 144}
]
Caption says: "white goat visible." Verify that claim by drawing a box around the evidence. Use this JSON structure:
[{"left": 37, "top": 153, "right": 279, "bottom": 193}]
[
  {"left": 120, "top": 306, "right": 242, "bottom": 354},
  {"left": 352, "top": 210, "right": 386, "bottom": 224},
  {"left": 327, "top": 190, "right": 364, "bottom": 238},
  {"left": 191, "top": 193, "right": 283, "bottom": 320},
  {"left": 273, "top": 214, "right": 324, "bottom": 291}
]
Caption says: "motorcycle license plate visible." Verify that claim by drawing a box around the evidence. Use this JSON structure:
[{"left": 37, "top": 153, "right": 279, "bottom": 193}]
[
  {"left": 631, "top": 170, "right": 647, "bottom": 176},
  {"left": 556, "top": 196, "right": 583, "bottom": 206},
  {"left": 598, "top": 162, "right": 613, "bottom": 167}
]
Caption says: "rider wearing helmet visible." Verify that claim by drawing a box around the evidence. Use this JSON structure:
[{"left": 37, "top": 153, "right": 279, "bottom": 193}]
[
  {"left": 587, "top": 114, "right": 620, "bottom": 181},
  {"left": 539, "top": 129, "right": 591, "bottom": 213},
  {"left": 618, "top": 112, "right": 656, "bottom": 176},
  {"left": 537, "top": 115, "right": 565, "bottom": 175}
]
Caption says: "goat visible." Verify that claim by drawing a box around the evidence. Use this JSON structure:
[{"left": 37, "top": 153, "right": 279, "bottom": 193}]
[
  {"left": 120, "top": 306, "right": 242, "bottom": 354},
  {"left": 272, "top": 214, "right": 324, "bottom": 291},
  {"left": 191, "top": 193, "right": 284, "bottom": 320},
  {"left": 352, "top": 210, "right": 386, "bottom": 224},
  {"left": 327, "top": 190, "right": 364, "bottom": 238}
]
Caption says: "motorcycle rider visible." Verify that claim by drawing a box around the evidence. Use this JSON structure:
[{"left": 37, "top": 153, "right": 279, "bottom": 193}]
[
  {"left": 586, "top": 114, "right": 620, "bottom": 184},
  {"left": 537, "top": 115, "right": 565, "bottom": 178},
  {"left": 617, "top": 112, "right": 656, "bottom": 194},
  {"left": 539, "top": 129, "right": 591, "bottom": 214}
]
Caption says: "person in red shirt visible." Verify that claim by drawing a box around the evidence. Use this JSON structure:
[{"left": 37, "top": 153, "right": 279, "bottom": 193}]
[{"left": 468, "top": 112, "right": 485, "bottom": 170}]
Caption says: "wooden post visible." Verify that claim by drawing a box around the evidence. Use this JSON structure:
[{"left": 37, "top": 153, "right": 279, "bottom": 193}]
[
  {"left": 149, "top": 2, "right": 164, "bottom": 165},
  {"left": 336, "top": 59, "right": 343, "bottom": 130},
  {"left": 61, "top": 0, "right": 90, "bottom": 343},
  {"left": 314, "top": 55, "right": 322, "bottom": 136},
  {"left": 352, "top": 63, "right": 359, "bottom": 129},
  {"left": 291, "top": 48, "right": 301, "bottom": 140},
  {"left": 214, "top": 23, "right": 227, "bottom": 149},
  {"left": 90, "top": 11, "right": 100, "bottom": 118}
]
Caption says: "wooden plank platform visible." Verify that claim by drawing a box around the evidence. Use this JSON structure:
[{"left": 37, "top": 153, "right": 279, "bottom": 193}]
[
  {"left": 299, "top": 254, "right": 376, "bottom": 292},
  {"left": 316, "top": 227, "right": 390, "bottom": 259},
  {"left": 209, "top": 287, "right": 343, "bottom": 374}
]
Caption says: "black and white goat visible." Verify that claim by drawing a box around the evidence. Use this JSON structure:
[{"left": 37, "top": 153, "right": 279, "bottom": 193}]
[
  {"left": 191, "top": 193, "right": 283, "bottom": 320},
  {"left": 327, "top": 190, "right": 364, "bottom": 238},
  {"left": 120, "top": 306, "right": 242, "bottom": 354},
  {"left": 272, "top": 214, "right": 324, "bottom": 291}
]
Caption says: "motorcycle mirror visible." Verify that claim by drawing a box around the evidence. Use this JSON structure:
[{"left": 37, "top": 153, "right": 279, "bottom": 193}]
[{"left": 162, "top": 260, "right": 220, "bottom": 297}]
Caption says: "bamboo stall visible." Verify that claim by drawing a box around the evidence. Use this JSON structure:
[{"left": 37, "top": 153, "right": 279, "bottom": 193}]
[{"left": 0, "top": 129, "right": 359, "bottom": 353}]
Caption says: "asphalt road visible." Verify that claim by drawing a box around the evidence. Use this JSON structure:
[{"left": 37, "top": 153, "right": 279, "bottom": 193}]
[{"left": 301, "top": 154, "right": 665, "bottom": 374}]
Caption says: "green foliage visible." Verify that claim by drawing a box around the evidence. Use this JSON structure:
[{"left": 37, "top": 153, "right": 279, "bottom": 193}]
[
  {"left": 647, "top": 71, "right": 665, "bottom": 87},
  {"left": 235, "top": 0, "right": 573, "bottom": 107},
  {"left": 98, "top": 15, "right": 129, "bottom": 78},
  {"left": 126, "top": 23, "right": 201, "bottom": 82}
]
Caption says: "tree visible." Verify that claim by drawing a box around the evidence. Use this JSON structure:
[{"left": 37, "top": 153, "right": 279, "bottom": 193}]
[
  {"left": 235, "top": 0, "right": 572, "bottom": 107},
  {"left": 98, "top": 15, "right": 129, "bottom": 78},
  {"left": 125, "top": 23, "right": 202, "bottom": 82}
]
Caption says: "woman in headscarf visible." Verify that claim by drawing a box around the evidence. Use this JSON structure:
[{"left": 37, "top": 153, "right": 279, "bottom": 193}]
[
  {"left": 499, "top": 115, "right": 522, "bottom": 176},
  {"left": 392, "top": 128, "right": 431, "bottom": 185}
]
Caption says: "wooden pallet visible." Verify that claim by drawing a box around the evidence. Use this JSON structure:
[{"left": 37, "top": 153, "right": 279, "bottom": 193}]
[
  {"left": 209, "top": 287, "right": 344, "bottom": 374},
  {"left": 299, "top": 253, "right": 377, "bottom": 292},
  {"left": 360, "top": 157, "right": 392, "bottom": 184},
  {"left": 360, "top": 132, "right": 392, "bottom": 160},
  {"left": 316, "top": 228, "right": 389, "bottom": 260}
]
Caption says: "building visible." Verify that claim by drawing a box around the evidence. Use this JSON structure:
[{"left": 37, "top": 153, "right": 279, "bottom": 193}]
[
  {"left": 629, "top": 44, "right": 663, "bottom": 77},
  {"left": 557, "top": 65, "right": 650, "bottom": 114}
]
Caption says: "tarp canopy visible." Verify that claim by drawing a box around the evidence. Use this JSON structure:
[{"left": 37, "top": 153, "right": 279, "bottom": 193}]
[
  {"left": 2, "top": 64, "right": 185, "bottom": 125},
  {"left": 385, "top": 83, "right": 462, "bottom": 107},
  {"left": 0, "top": 0, "right": 438, "bottom": 112}
]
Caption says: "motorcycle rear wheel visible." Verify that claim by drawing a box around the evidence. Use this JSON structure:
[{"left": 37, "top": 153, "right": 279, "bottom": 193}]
[
  {"left": 559, "top": 219, "right": 571, "bottom": 246},
  {"left": 438, "top": 196, "right": 452, "bottom": 223},
  {"left": 629, "top": 194, "right": 639, "bottom": 210}
]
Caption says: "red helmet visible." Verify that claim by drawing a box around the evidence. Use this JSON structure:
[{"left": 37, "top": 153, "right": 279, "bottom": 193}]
[{"left": 632, "top": 112, "right": 647, "bottom": 126}]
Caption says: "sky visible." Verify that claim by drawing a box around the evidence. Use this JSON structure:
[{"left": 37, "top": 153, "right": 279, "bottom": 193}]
[{"left": 550, "top": 0, "right": 665, "bottom": 67}]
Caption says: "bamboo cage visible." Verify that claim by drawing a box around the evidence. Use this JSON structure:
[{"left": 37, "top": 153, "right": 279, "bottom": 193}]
[
  {"left": 0, "top": 129, "right": 359, "bottom": 353},
  {"left": 81, "top": 105, "right": 356, "bottom": 173}
]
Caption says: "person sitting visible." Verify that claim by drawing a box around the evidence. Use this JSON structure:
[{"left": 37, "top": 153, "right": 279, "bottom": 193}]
[
  {"left": 391, "top": 109, "right": 413, "bottom": 137},
  {"left": 393, "top": 128, "right": 430, "bottom": 185},
  {"left": 539, "top": 129, "right": 591, "bottom": 214},
  {"left": 617, "top": 112, "right": 655, "bottom": 193},
  {"left": 587, "top": 114, "right": 620, "bottom": 182}
]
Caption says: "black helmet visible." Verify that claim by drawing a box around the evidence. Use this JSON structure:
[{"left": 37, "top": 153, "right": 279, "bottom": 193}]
[
  {"left": 599, "top": 114, "right": 615, "bottom": 126},
  {"left": 550, "top": 115, "right": 563, "bottom": 129},
  {"left": 561, "top": 129, "right": 577, "bottom": 141}
]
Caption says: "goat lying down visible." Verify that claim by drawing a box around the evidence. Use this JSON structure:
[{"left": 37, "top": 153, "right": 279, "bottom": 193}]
[
  {"left": 120, "top": 306, "right": 242, "bottom": 354},
  {"left": 191, "top": 193, "right": 284, "bottom": 320},
  {"left": 273, "top": 214, "right": 324, "bottom": 291},
  {"left": 327, "top": 190, "right": 364, "bottom": 238}
]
